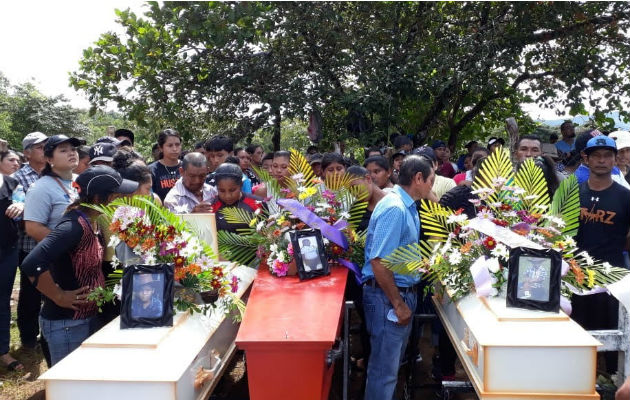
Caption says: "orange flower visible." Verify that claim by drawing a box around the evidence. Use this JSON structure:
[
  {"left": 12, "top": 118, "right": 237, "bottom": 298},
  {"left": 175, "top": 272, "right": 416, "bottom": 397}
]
[
  {"left": 109, "top": 220, "right": 122, "bottom": 232},
  {"left": 282, "top": 221, "right": 291, "bottom": 228},
  {"left": 569, "top": 259, "right": 585, "bottom": 285},
  {"left": 536, "top": 228, "right": 554, "bottom": 238},
  {"left": 531, "top": 213, "right": 542, "bottom": 219},
  {"left": 141, "top": 237, "right": 156, "bottom": 252},
  {"left": 460, "top": 242, "right": 473, "bottom": 254},
  {"left": 272, "top": 229, "right": 282, "bottom": 237},
  {"left": 296, "top": 222, "right": 306, "bottom": 230},
  {"left": 126, "top": 236, "right": 139, "bottom": 248}
]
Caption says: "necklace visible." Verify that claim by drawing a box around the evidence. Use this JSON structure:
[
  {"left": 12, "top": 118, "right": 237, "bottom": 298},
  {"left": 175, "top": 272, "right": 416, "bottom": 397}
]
[{"left": 161, "top": 162, "right": 179, "bottom": 176}]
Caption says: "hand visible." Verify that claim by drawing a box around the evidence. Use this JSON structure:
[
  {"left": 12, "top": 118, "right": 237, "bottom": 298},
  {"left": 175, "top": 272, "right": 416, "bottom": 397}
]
[
  {"left": 5, "top": 203, "right": 24, "bottom": 219},
  {"left": 394, "top": 301, "right": 412, "bottom": 326},
  {"left": 192, "top": 202, "right": 213, "bottom": 213},
  {"left": 54, "top": 286, "right": 91, "bottom": 311}
]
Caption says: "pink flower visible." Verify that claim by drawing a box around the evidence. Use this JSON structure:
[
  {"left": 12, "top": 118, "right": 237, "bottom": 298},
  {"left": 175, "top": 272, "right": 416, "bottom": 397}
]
[
  {"left": 231, "top": 276, "right": 239, "bottom": 293},
  {"left": 287, "top": 243, "right": 294, "bottom": 256},
  {"left": 322, "top": 190, "right": 335, "bottom": 201},
  {"left": 272, "top": 259, "right": 289, "bottom": 277}
]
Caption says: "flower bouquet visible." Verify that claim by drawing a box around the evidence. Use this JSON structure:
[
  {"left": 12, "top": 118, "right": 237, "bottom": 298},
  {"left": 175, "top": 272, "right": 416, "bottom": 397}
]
[
  {"left": 86, "top": 196, "right": 244, "bottom": 317},
  {"left": 217, "top": 149, "right": 367, "bottom": 278},
  {"left": 384, "top": 148, "right": 629, "bottom": 304}
]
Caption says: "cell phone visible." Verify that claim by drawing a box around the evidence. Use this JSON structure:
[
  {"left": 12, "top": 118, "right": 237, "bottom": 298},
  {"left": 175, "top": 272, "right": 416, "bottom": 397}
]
[{"left": 387, "top": 308, "right": 399, "bottom": 323}]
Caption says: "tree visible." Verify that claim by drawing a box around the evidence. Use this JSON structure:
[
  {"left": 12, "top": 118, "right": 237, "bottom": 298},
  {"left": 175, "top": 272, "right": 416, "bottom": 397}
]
[{"left": 71, "top": 2, "right": 630, "bottom": 150}]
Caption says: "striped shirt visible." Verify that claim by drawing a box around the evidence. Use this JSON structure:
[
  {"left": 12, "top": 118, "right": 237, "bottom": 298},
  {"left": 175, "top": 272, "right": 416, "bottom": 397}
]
[{"left": 13, "top": 164, "right": 40, "bottom": 253}]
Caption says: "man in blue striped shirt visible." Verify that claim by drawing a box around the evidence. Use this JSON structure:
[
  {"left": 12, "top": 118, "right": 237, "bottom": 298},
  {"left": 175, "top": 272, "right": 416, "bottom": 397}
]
[{"left": 362, "top": 155, "right": 435, "bottom": 400}]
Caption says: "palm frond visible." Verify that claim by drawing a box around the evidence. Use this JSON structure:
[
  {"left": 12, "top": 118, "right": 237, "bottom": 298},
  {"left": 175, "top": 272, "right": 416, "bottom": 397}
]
[
  {"left": 325, "top": 172, "right": 354, "bottom": 192},
  {"left": 418, "top": 199, "right": 455, "bottom": 242},
  {"left": 383, "top": 241, "right": 430, "bottom": 276},
  {"left": 550, "top": 174, "right": 580, "bottom": 236},
  {"left": 514, "top": 158, "right": 550, "bottom": 212},
  {"left": 288, "top": 148, "right": 315, "bottom": 186},
  {"left": 252, "top": 165, "right": 281, "bottom": 199},
  {"left": 217, "top": 231, "right": 259, "bottom": 266},
  {"left": 472, "top": 147, "right": 514, "bottom": 204},
  {"left": 220, "top": 207, "right": 255, "bottom": 228}
]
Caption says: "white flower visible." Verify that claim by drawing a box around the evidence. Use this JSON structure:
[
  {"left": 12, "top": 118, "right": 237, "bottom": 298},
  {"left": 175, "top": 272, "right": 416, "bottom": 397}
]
[
  {"left": 269, "top": 244, "right": 279, "bottom": 255},
  {"left": 486, "top": 257, "right": 501, "bottom": 273},
  {"left": 339, "top": 211, "right": 351, "bottom": 220},
  {"left": 491, "top": 244, "right": 509, "bottom": 260},
  {"left": 254, "top": 208, "right": 262, "bottom": 215},
  {"left": 291, "top": 173, "right": 305, "bottom": 182},
  {"left": 256, "top": 221, "right": 265, "bottom": 232},
  {"left": 108, "top": 235, "right": 121, "bottom": 248},
  {"left": 524, "top": 194, "right": 539, "bottom": 200},
  {"left": 580, "top": 251, "right": 594, "bottom": 266},
  {"left": 602, "top": 262, "right": 613, "bottom": 275},
  {"left": 446, "top": 214, "right": 468, "bottom": 224},
  {"left": 529, "top": 233, "right": 544, "bottom": 242},
  {"left": 113, "top": 284, "right": 122, "bottom": 299},
  {"left": 563, "top": 236, "right": 576, "bottom": 247},
  {"left": 297, "top": 185, "right": 307, "bottom": 193},
  {"left": 277, "top": 251, "right": 287, "bottom": 263},
  {"left": 489, "top": 202, "right": 503, "bottom": 208},
  {"left": 513, "top": 187, "right": 526, "bottom": 195},
  {"left": 504, "top": 210, "right": 517, "bottom": 218},
  {"left": 322, "top": 238, "right": 330, "bottom": 245},
  {"left": 492, "top": 177, "right": 507, "bottom": 187},
  {"left": 449, "top": 250, "right": 462, "bottom": 265},
  {"left": 111, "top": 255, "right": 121, "bottom": 270},
  {"left": 196, "top": 255, "right": 214, "bottom": 271}
]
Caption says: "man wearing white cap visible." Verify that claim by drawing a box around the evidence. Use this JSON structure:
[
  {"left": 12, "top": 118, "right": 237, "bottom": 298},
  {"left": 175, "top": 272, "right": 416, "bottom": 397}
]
[
  {"left": 13, "top": 132, "right": 49, "bottom": 353},
  {"left": 608, "top": 130, "right": 630, "bottom": 185}
]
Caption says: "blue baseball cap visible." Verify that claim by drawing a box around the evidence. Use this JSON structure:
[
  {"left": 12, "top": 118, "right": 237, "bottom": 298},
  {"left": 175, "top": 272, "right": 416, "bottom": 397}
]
[
  {"left": 413, "top": 146, "right": 437, "bottom": 162},
  {"left": 431, "top": 140, "right": 447, "bottom": 150},
  {"left": 584, "top": 135, "right": 617, "bottom": 155}
]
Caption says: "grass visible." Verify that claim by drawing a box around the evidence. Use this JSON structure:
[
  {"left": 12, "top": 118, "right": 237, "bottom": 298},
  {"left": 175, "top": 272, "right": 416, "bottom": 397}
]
[{"left": 0, "top": 279, "right": 46, "bottom": 400}]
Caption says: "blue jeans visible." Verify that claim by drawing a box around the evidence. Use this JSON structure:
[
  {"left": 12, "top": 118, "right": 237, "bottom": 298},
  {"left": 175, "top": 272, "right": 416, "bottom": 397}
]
[
  {"left": 363, "top": 285, "right": 417, "bottom": 400},
  {"left": 0, "top": 245, "right": 18, "bottom": 355},
  {"left": 39, "top": 316, "right": 93, "bottom": 366}
]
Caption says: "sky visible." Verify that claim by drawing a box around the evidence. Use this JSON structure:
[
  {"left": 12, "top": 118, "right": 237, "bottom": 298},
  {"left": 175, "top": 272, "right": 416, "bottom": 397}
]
[{"left": 0, "top": 1, "right": 573, "bottom": 121}]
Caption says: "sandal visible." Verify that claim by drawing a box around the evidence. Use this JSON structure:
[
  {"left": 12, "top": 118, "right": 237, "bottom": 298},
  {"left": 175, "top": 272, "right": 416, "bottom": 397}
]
[{"left": 1, "top": 354, "right": 24, "bottom": 372}]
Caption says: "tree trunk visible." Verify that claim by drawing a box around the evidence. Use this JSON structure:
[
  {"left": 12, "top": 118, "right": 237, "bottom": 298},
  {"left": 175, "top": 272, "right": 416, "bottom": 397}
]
[{"left": 272, "top": 106, "right": 281, "bottom": 151}]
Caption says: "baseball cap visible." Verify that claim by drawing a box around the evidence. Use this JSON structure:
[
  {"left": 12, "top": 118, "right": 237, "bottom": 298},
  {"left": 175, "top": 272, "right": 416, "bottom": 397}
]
[
  {"left": 575, "top": 129, "right": 602, "bottom": 153},
  {"left": 89, "top": 142, "right": 117, "bottom": 164},
  {"left": 75, "top": 165, "right": 139, "bottom": 197},
  {"left": 413, "top": 146, "right": 437, "bottom": 162},
  {"left": 608, "top": 130, "right": 630, "bottom": 151},
  {"left": 44, "top": 135, "right": 82, "bottom": 154},
  {"left": 392, "top": 149, "right": 406, "bottom": 159},
  {"left": 431, "top": 140, "right": 447, "bottom": 150},
  {"left": 584, "top": 135, "right": 617, "bottom": 154},
  {"left": 96, "top": 136, "right": 123, "bottom": 146},
  {"left": 22, "top": 132, "right": 48, "bottom": 150}
]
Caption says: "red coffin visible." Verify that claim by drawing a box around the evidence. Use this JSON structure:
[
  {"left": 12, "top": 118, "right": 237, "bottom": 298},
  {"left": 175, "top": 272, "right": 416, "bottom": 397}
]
[{"left": 236, "top": 266, "right": 348, "bottom": 400}]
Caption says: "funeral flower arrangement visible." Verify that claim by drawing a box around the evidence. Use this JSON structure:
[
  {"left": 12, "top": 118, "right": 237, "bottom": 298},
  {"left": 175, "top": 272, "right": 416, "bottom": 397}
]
[
  {"left": 217, "top": 149, "right": 367, "bottom": 277},
  {"left": 87, "top": 196, "right": 244, "bottom": 316},
  {"left": 385, "top": 148, "right": 629, "bottom": 302}
]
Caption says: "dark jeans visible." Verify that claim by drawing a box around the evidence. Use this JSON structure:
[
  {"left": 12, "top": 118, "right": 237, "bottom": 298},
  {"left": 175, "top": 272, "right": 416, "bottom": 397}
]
[
  {"left": 17, "top": 250, "right": 41, "bottom": 347},
  {"left": 18, "top": 250, "right": 51, "bottom": 366},
  {"left": 0, "top": 245, "right": 18, "bottom": 355}
]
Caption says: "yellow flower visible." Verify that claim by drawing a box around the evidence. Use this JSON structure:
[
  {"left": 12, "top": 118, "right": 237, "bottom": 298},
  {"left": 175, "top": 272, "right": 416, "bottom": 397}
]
[
  {"left": 586, "top": 269, "right": 596, "bottom": 288},
  {"left": 277, "top": 216, "right": 286, "bottom": 225},
  {"left": 249, "top": 218, "right": 257, "bottom": 227},
  {"left": 298, "top": 187, "right": 317, "bottom": 200}
]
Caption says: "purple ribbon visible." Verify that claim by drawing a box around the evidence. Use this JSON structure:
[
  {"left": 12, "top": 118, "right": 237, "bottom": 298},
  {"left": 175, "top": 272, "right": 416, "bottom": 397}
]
[
  {"left": 338, "top": 259, "right": 363, "bottom": 285},
  {"left": 277, "top": 199, "right": 349, "bottom": 249}
]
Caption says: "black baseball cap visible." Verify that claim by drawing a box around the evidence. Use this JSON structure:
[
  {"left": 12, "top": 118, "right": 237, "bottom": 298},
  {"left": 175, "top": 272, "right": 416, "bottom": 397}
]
[
  {"left": 89, "top": 142, "right": 117, "bottom": 164},
  {"left": 575, "top": 129, "right": 603, "bottom": 153},
  {"left": 96, "top": 136, "right": 124, "bottom": 146},
  {"left": 413, "top": 146, "right": 437, "bottom": 162},
  {"left": 75, "top": 165, "right": 139, "bottom": 197},
  {"left": 44, "top": 135, "right": 82, "bottom": 154}
]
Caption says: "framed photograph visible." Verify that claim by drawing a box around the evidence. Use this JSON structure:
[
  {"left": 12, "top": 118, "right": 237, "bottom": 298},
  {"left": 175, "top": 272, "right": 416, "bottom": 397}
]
[
  {"left": 120, "top": 264, "right": 174, "bottom": 329},
  {"left": 507, "top": 247, "right": 561, "bottom": 312},
  {"left": 290, "top": 229, "right": 330, "bottom": 281},
  {"left": 177, "top": 213, "right": 219, "bottom": 259}
]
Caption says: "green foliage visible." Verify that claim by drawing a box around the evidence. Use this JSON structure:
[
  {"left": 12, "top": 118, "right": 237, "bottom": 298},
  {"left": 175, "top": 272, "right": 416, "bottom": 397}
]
[
  {"left": 471, "top": 147, "right": 514, "bottom": 205},
  {"left": 217, "top": 230, "right": 260, "bottom": 267},
  {"left": 71, "top": 2, "right": 630, "bottom": 148},
  {"left": 514, "top": 158, "right": 550, "bottom": 212},
  {"left": 550, "top": 174, "right": 580, "bottom": 237}
]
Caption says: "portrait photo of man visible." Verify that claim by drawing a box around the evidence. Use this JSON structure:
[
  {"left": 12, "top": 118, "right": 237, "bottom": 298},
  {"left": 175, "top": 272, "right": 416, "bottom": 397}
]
[
  {"left": 517, "top": 256, "right": 551, "bottom": 302},
  {"left": 299, "top": 237, "right": 322, "bottom": 272},
  {"left": 131, "top": 273, "right": 164, "bottom": 319}
]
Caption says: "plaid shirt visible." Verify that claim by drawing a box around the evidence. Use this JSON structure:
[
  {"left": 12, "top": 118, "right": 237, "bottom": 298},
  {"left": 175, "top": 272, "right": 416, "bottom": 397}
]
[{"left": 13, "top": 164, "right": 40, "bottom": 253}]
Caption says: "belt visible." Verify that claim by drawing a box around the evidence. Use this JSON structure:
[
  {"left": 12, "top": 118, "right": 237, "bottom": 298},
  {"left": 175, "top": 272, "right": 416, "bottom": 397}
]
[{"left": 363, "top": 279, "right": 416, "bottom": 294}]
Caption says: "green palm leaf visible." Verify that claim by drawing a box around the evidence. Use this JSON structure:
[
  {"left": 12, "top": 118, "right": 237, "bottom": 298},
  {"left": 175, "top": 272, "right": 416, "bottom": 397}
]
[
  {"left": 418, "top": 199, "right": 455, "bottom": 242},
  {"left": 347, "top": 185, "right": 368, "bottom": 230},
  {"left": 514, "top": 158, "right": 550, "bottom": 212},
  {"left": 252, "top": 165, "right": 281, "bottom": 199},
  {"left": 383, "top": 241, "right": 431, "bottom": 276},
  {"left": 472, "top": 147, "right": 514, "bottom": 204},
  {"left": 550, "top": 174, "right": 580, "bottom": 236},
  {"left": 288, "top": 148, "right": 315, "bottom": 186},
  {"left": 220, "top": 207, "right": 256, "bottom": 233},
  {"left": 325, "top": 172, "right": 354, "bottom": 192},
  {"left": 217, "top": 230, "right": 260, "bottom": 266}
]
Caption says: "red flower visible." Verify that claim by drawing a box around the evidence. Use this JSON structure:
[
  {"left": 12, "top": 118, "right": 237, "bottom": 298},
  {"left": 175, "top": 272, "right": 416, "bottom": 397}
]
[
  {"left": 454, "top": 208, "right": 465, "bottom": 215},
  {"left": 174, "top": 256, "right": 186, "bottom": 268},
  {"left": 492, "top": 219, "right": 509, "bottom": 227},
  {"left": 483, "top": 236, "right": 497, "bottom": 250},
  {"left": 499, "top": 204, "right": 512, "bottom": 211},
  {"left": 212, "top": 267, "right": 224, "bottom": 278}
]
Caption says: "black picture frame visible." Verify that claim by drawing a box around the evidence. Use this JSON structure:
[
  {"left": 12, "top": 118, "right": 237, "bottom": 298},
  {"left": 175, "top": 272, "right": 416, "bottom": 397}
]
[
  {"left": 507, "top": 247, "right": 561, "bottom": 312},
  {"left": 120, "top": 264, "right": 174, "bottom": 329},
  {"left": 290, "top": 229, "right": 330, "bottom": 281}
]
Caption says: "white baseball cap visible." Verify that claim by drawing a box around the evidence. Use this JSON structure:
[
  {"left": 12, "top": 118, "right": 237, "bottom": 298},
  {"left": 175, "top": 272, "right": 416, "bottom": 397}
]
[{"left": 609, "top": 130, "right": 630, "bottom": 151}]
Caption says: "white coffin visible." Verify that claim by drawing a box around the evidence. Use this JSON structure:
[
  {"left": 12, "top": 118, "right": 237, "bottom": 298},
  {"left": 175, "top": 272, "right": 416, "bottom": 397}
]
[
  {"left": 433, "top": 291, "right": 601, "bottom": 400},
  {"left": 39, "top": 265, "right": 256, "bottom": 400}
]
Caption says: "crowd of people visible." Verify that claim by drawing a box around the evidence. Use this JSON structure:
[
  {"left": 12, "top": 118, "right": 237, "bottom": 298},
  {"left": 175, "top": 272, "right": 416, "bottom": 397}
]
[{"left": 0, "top": 125, "right": 629, "bottom": 399}]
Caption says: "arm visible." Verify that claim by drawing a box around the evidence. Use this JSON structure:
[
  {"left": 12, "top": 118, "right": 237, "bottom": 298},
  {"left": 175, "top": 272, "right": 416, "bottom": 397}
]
[
  {"left": 372, "top": 258, "right": 412, "bottom": 325},
  {"left": 25, "top": 220, "right": 51, "bottom": 242},
  {"left": 21, "top": 216, "right": 88, "bottom": 310},
  {"left": 616, "top": 377, "right": 629, "bottom": 400}
]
